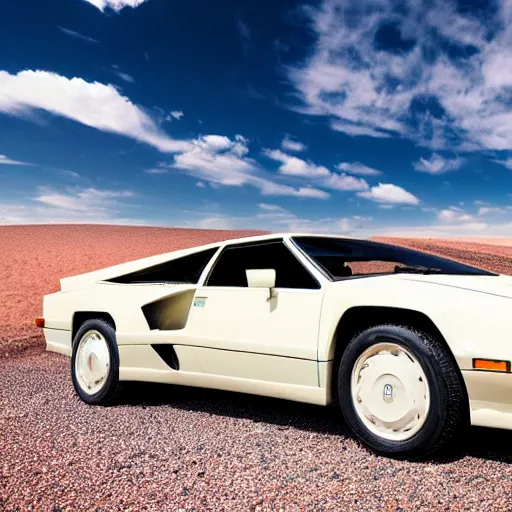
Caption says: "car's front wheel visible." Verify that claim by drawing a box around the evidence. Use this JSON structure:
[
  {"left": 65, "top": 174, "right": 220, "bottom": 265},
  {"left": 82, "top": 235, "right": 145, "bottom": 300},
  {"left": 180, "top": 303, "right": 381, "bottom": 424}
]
[
  {"left": 71, "top": 319, "right": 121, "bottom": 405},
  {"left": 338, "top": 325, "right": 468, "bottom": 460}
]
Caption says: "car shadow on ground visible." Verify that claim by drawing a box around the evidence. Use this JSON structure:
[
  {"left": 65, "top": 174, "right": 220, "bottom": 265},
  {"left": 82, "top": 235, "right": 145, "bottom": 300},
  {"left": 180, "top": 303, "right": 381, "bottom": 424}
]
[{"left": 120, "top": 381, "right": 512, "bottom": 464}]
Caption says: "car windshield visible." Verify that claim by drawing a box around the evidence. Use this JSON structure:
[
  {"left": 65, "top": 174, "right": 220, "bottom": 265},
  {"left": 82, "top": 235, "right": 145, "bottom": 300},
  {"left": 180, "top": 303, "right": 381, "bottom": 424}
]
[{"left": 291, "top": 236, "right": 496, "bottom": 280}]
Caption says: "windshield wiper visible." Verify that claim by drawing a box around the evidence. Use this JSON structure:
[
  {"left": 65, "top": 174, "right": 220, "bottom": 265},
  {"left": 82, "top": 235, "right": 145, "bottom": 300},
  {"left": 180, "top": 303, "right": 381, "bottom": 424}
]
[{"left": 394, "top": 265, "right": 444, "bottom": 274}]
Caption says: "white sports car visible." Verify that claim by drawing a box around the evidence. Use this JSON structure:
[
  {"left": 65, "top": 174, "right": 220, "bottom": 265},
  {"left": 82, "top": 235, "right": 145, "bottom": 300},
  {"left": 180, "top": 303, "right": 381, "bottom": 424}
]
[{"left": 38, "top": 233, "right": 512, "bottom": 459}]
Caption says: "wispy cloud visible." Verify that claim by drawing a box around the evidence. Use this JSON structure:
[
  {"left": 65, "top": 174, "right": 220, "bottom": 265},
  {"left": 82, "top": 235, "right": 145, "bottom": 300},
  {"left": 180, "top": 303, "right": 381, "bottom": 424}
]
[
  {"left": 81, "top": 0, "right": 150, "bottom": 12},
  {"left": 236, "top": 17, "right": 251, "bottom": 54},
  {"left": 358, "top": 183, "right": 420, "bottom": 205},
  {"left": 246, "top": 83, "right": 266, "bottom": 100},
  {"left": 477, "top": 206, "right": 507, "bottom": 216},
  {"left": 263, "top": 149, "right": 369, "bottom": 191},
  {"left": 116, "top": 72, "right": 134, "bottom": 83},
  {"left": 172, "top": 135, "right": 329, "bottom": 199},
  {"left": 176, "top": 202, "right": 358, "bottom": 232},
  {"left": 0, "top": 70, "right": 192, "bottom": 153},
  {"left": 59, "top": 170, "right": 81, "bottom": 179},
  {"left": 58, "top": 26, "right": 99, "bottom": 44},
  {"left": 437, "top": 206, "right": 473, "bottom": 223},
  {"left": 413, "top": 154, "right": 463, "bottom": 174},
  {"left": 376, "top": 222, "right": 497, "bottom": 237},
  {"left": 168, "top": 111, "right": 184, "bottom": 120},
  {"left": 0, "top": 186, "right": 142, "bottom": 225},
  {"left": 34, "top": 187, "right": 133, "bottom": 211},
  {"left": 255, "top": 203, "right": 372, "bottom": 234},
  {"left": 0, "top": 154, "right": 30, "bottom": 166},
  {"left": 281, "top": 136, "right": 306, "bottom": 152},
  {"left": 263, "top": 149, "right": 330, "bottom": 178},
  {"left": 258, "top": 203, "right": 288, "bottom": 213},
  {"left": 336, "top": 162, "right": 382, "bottom": 176},
  {"left": 288, "top": 0, "right": 512, "bottom": 152},
  {"left": 145, "top": 168, "right": 169, "bottom": 174},
  {"left": 236, "top": 18, "right": 251, "bottom": 41},
  {"left": 493, "top": 158, "right": 512, "bottom": 170}
]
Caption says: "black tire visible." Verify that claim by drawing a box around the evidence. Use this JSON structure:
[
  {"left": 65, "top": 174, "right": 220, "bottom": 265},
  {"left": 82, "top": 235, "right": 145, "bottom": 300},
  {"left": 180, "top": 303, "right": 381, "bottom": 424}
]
[
  {"left": 71, "top": 318, "right": 122, "bottom": 405},
  {"left": 338, "top": 325, "right": 468, "bottom": 460}
]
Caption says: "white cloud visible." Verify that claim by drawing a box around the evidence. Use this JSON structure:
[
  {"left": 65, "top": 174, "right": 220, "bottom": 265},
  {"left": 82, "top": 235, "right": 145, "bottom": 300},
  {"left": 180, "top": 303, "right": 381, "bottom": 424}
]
[
  {"left": 35, "top": 187, "right": 133, "bottom": 211},
  {"left": 173, "top": 135, "right": 258, "bottom": 186},
  {"left": 263, "top": 149, "right": 330, "bottom": 178},
  {"left": 172, "top": 135, "right": 329, "bottom": 199},
  {"left": 288, "top": 0, "right": 512, "bottom": 152},
  {"left": 258, "top": 203, "right": 288, "bottom": 213},
  {"left": 169, "top": 111, "right": 184, "bottom": 120},
  {"left": 116, "top": 72, "right": 134, "bottom": 83},
  {"left": 57, "top": 27, "right": 99, "bottom": 44},
  {"left": 256, "top": 203, "right": 374, "bottom": 234},
  {"left": 81, "top": 0, "right": 149, "bottom": 12},
  {"left": 413, "top": 154, "right": 463, "bottom": 174},
  {"left": 493, "top": 158, "right": 512, "bottom": 170},
  {"left": 263, "top": 148, "right": 368, "bottom": 191},
  {"left": 437, "top": 206, "right": 473, "bottom": 223},
  {"left": 478, "top": 206, "right": 506, "bottom": 216},
  {"left": 321, "top": 173, "right": 369, "bottom": 191},
  {"left": 195, "top": 216, "right": 239, "bottom": 230},
  {"left": 0, "top": 70, "right": 191, "bottom": 153},
  {"left": 336, "top": 162, "right": 382, "bottom": 176},
  {"left": 60, "top": 170, "right": 81, "bottom": 179},
  {"left": 236, "top": 19, "right": 251, "bottom": 41},
  {"left": 181, "top": 203, "right": 375, "bottom": 235},
  {"left": 281, "top": 136, "right": 306, "bottom": 152},
  {"left": 0, "top": 154, "right": 29, "bottom": 166},
  {"left": 145, "top": 168, "right": 169, "bottom": 174},
  {"left": 0, "top": 186, "right": 142, "bottom": 225},
  {"left": 196, "top": 181, "right": 206, "bottom": 188},
  {"left": 376, "top": 222, "right": 494, "bottom": 237},
  {"left": 358, "top": 183, "right": 420, "bottom": 205},
  {"left": 255, "top": 180, "right": 330, "bottom": 199},
  {"left": 331, "top": 121, "right": 393, "bottom": 139}
]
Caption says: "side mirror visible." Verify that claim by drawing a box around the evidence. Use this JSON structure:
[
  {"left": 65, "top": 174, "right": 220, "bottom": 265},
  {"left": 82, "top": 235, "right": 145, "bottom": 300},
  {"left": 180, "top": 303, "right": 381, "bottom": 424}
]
[{"left": 246, "top": 269, "right": 276, "bottom": 299}]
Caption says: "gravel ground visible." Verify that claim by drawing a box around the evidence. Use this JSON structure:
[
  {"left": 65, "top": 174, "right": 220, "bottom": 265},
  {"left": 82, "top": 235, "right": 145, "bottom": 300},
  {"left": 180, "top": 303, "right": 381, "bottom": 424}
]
[
  {"left": 2, "top": 226, "right": 512, "bottom": 511},
  {"left": 2, "top": 353, "right": 512, "bottom": 511}
]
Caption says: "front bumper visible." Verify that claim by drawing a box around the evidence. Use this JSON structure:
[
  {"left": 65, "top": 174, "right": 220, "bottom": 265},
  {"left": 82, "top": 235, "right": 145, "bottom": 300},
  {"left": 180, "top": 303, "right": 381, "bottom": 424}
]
[{"left": 462, "top": 370, "right": 512, "bottom": 430}]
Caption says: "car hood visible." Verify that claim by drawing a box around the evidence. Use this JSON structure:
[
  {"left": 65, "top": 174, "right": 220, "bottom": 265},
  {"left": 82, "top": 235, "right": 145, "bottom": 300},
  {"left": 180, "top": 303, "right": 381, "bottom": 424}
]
[{"left": 395, "top": 273, "right": 512, "bottom": 300}]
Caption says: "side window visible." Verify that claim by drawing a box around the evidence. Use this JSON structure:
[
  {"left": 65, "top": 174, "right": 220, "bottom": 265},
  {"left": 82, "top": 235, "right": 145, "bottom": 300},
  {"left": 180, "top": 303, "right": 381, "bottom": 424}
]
[
  {"left": 107, "top": 247, "right": 218, "bottom": 284},
  {"left": 206, "top": 241, "right": 320, "bottom": 289}
]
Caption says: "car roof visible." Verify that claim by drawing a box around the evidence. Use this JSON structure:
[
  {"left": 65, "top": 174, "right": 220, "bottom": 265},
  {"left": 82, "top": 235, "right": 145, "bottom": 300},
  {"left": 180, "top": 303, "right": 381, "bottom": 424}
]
[
  {"left": 218, "top": 232, "right": 359, "bottom": 245},
  {"left": 59, "top": 232, "right": 360, "bottom": 290}
]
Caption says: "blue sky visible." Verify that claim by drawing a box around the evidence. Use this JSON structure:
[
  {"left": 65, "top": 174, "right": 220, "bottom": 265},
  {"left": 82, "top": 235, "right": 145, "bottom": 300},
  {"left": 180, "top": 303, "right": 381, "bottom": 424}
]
[{"left": 0, "top": 0, "right": 511, "bottom": 236}]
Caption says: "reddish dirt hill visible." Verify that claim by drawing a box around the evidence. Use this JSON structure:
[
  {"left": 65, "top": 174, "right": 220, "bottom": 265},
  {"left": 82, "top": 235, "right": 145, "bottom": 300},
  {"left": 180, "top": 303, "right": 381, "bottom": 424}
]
[{"left": 373, "top": 236, "right": 512, "bottom": 275}]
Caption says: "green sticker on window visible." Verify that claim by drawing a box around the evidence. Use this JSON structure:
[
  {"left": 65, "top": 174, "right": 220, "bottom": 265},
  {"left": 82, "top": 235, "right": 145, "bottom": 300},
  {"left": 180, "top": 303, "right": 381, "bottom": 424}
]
[{"left": 193, "top": 297, "right": 206, "bottom": 307}]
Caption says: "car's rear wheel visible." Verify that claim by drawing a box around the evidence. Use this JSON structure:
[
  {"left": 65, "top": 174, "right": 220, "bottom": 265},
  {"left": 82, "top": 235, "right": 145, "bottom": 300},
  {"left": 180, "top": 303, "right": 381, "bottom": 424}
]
[
  {"left": 71, "top": 319, "right": 121, "bottom": 405},
  {"left": 338, "top": 325, "right": 468, "bottom": 460}
]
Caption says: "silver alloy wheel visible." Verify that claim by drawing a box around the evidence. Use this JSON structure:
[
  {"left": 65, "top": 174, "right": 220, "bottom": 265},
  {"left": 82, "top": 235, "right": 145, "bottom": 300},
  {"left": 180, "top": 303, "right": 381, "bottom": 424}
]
[
  {"left": 350, "top": 342, "right": 430, "bottom": 441},
  {"left": 74, "top": 329, "right": 111, "bottom": 395}
]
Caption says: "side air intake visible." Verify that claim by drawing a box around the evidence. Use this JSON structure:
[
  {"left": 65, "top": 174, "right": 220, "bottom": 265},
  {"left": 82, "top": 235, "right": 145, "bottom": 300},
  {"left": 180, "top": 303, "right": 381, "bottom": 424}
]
[
  {"left": 151, "top": 344, "right": 180, "bottom": 371},
  {"left": 142, "top": 289, "right": 196, "bottom": 330}
]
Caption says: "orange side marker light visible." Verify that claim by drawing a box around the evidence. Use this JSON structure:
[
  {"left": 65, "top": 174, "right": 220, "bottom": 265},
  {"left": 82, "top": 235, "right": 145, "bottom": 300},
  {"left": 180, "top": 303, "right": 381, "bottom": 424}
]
[
  {"left": 35, "top": 317, "right": 45, "bottom": 328},
  {"left": 473, "top": 358, "right": 510, "bottom": 372}
]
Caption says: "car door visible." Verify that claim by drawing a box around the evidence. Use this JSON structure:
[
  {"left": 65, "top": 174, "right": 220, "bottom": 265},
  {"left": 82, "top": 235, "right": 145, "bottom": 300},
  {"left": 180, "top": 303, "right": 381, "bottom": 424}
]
[{"left": 185, "top": 239, "right": 325, "bottom": 386}]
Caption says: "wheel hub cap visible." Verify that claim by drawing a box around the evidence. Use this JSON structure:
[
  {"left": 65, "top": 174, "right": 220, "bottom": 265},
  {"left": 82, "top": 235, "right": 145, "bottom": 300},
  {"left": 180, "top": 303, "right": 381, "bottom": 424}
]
[
  {"left": 351, "top": 342, "right": 430, "bottom": 441},
  {"left": 75, "top": 330, "right": 110, "bottom": 395}
]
